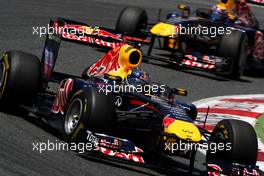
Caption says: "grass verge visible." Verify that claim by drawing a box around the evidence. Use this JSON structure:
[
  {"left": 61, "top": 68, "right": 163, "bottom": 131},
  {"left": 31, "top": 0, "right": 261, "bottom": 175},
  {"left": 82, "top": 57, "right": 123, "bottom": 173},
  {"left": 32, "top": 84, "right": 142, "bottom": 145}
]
[{"left": 255, "top": 114, "right": 264, "bottom": 144}]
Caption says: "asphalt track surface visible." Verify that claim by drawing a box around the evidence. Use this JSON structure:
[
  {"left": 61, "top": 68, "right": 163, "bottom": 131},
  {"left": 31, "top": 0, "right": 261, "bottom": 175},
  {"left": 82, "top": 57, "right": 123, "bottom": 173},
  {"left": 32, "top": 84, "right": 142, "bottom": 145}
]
[{"left": 0, "top": 0, "right": 263, "bottom": 175}]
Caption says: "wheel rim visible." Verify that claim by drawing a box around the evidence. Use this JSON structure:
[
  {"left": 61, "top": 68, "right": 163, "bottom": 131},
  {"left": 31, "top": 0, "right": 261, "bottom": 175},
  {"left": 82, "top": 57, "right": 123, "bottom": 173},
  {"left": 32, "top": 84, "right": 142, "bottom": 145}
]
[
  {"left": 213, "top": 130, "right": 226, "bottom": 141},
  {"left": 64, "top": 98, "right": 83, "bottom": 135}
]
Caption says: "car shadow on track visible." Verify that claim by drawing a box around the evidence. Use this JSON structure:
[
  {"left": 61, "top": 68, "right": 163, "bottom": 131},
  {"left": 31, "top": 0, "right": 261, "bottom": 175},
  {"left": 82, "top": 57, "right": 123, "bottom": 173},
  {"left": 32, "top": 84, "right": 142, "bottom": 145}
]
[{"left": 0, "top": 105, "right": 63, "bottom": 139}]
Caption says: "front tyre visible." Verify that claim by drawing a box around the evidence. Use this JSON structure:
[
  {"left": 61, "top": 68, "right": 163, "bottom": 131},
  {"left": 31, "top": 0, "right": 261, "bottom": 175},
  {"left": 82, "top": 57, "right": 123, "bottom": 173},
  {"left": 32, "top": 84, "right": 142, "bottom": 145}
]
[
  {"left": 206, "top": 119, "right": 258, "bottom": 165},
  {"left": 63, "top": 88, "right": 116, "bottom": 142},
  {"left": 215, "top": 30, "right": 248, "bottom": 79}
]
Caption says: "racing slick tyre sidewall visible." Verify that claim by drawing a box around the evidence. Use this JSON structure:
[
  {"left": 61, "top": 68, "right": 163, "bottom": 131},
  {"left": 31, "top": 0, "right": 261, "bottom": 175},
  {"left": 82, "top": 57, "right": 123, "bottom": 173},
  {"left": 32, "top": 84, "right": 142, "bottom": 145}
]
[
  {"left": 116, "top": 6, "right": 148, "bottom": 38},
  {"left": 63, "top": 88, "right": 116, "bottom": 143},
  {"left": 206, "top": 119, "right": 258, "bottom": 165},
  {"left": 216, "top": 30, "right": 248, "bottom": 79},
  {"left": 0, "top": 51, "right": 40, "bottom": 105}
]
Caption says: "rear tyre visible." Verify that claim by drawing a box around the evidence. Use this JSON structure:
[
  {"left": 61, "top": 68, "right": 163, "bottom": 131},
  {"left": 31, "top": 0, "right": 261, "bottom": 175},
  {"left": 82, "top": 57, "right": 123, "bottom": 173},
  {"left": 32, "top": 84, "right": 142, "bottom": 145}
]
[
  {"left": 63, "top": 88, "right": 116, "bottom": 142},
  {"left": 215, "top": 30, "right": 248, "bottom": 79},
  {"left": 116, "top": 6, "right": 148, "bottom": 38},
  {"left": 0, "top": 51, "right": 40, "bottom": 105},
  {"left": 206, "top": 119, "right": 258, "bottom": 165}
]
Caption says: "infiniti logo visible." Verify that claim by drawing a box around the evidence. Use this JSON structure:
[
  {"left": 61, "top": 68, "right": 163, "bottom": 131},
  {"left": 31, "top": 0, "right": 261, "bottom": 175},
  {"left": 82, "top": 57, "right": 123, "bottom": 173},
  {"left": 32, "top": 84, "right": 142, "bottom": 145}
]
[{"left": 114, "top": 96, "right": 122, "bottom": 107}]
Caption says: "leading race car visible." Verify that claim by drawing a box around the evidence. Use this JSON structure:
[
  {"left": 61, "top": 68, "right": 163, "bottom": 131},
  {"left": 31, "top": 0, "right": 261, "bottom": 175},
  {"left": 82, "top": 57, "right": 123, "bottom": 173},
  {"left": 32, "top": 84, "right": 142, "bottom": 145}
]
[
  {"left": 115, "top": 1, "right": 264, "bottom": 79},
  {"left": 0, "top": 18, "right": 262, "bottom": 175}
]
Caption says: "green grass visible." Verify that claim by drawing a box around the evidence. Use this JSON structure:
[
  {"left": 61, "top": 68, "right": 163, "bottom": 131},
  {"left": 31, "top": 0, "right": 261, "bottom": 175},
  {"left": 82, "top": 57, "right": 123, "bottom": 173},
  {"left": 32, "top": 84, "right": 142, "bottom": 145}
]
[{"left": 255, "top": 114, "right": 264, "bottom": 144}]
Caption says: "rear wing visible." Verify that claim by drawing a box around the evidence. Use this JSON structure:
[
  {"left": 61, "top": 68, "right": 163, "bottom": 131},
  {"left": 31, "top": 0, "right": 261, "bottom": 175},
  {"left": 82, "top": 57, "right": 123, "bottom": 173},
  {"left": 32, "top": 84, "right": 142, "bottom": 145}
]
[{"left": 41, "top": 18, "right": 148, "bottom": 80}]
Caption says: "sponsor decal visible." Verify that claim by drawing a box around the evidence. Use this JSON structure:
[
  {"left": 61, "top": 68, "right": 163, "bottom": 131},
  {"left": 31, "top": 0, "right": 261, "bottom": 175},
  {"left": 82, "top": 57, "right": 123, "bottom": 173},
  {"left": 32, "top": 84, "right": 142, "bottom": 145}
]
[
  {"left": 87, "top": 45, "right": 123, "bottom": 77},
  {"left": 253, "top": 31, "right": 264, "bottom": 60},
  {"left": 185, "top": 55, "right": 198, "bottom": 61},
  {"left": 114, "top": 96, "right": 122, "bottom": 107},
  {"left": 87, "top": 130, "right": 145, "bottom": 163},
  {"left": 51, "top": 79, "right": 74, "bottom": 114},
  {"left": 99, "top": 139, "right": 119, "bottom": 149},
  {"left": 182, "top": 59, "right": 215, "bottom": 69},
  {"left": 202, "top": 55, "right": 216, "bottom": 65},
  {"left": 86, "top": 130, "right": 99, "bottom": 146},
  {"left": 207, "top": 164, "right": 222, "bottom": 176},
  {"left": 97, "top": 147, "right": 144, "bottom": 163},
  {"left": 62, "top": 32, "right": 120, "bottom": 48},
  {"left": 61, "top": 24, "right": 121, "bottom": 48},
  {"left": 43, "top": 47, "right": 54, "bottom": 78},
  {"left": 63, "top": 24, "right": 121, "bottom": 40},
  {"left": 243, "top": 168, "right": 260, "bottom": 176}
]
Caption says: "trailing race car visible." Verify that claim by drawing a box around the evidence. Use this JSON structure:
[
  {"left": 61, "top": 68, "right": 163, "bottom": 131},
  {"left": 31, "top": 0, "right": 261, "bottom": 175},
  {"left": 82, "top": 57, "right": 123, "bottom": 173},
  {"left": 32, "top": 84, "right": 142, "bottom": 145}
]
[
  {"left": 0, "top": 18, "right": 262, "bottom": 175},
  {"left": 192, "top": 0, "right": 264, "bottom": 72},
  {"left": 115, "top": 1, "right": 264, "bottom": 79}
]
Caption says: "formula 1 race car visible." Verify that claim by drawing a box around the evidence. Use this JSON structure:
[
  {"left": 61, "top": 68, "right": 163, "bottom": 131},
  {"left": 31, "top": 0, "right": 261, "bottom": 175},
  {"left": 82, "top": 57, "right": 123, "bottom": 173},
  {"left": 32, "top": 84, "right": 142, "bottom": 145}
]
[
  {"left": 192, "top": 0, "right": 264, "bottom": 72},
  {"left": 115, "top": 2, "right": 264, "bottom": 79},
  {"left": 0, "top": 18, "right": 262, "bottom": 175}
]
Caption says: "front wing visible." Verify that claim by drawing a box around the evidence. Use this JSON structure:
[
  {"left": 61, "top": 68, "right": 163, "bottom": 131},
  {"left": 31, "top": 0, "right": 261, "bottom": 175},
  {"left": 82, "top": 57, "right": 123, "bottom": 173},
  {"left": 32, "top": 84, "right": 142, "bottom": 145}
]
[{"left": 76, "top": 129, "right": 263, "bottom": 175}]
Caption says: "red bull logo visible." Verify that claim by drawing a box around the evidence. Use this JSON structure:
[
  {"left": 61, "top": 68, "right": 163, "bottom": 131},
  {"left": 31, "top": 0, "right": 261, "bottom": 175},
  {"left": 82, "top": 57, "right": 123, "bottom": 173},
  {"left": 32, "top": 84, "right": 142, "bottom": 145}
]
[
  {"left": 51, "top": 79, "right": 74, "bottom": 114},
  {"left": 87, "top": 44, "right": 124, "bottom": 77}
]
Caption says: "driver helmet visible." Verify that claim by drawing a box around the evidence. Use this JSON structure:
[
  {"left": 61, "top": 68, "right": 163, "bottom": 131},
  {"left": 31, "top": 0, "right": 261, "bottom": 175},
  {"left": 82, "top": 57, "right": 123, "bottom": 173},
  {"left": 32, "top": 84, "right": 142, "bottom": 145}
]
[{"left": 126, "top": 68, "right": 151, "bottom": 86}]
